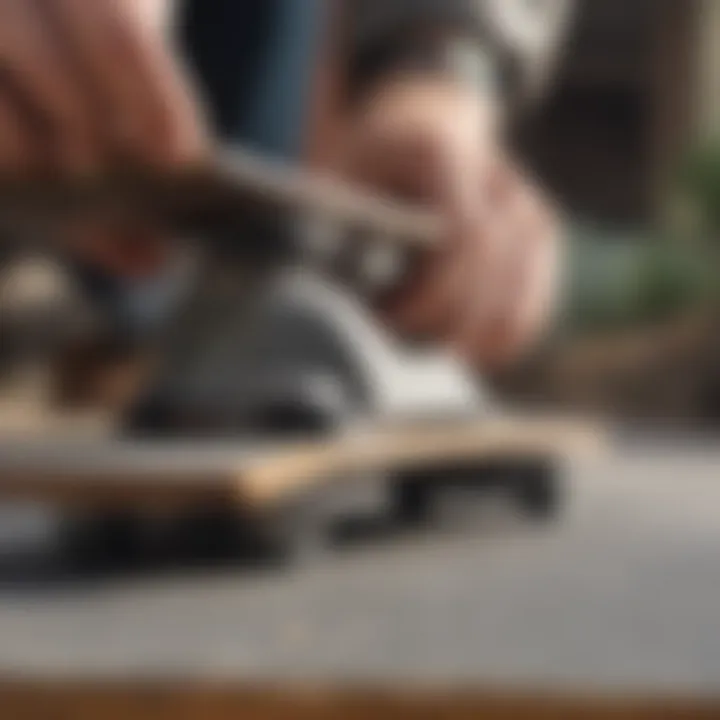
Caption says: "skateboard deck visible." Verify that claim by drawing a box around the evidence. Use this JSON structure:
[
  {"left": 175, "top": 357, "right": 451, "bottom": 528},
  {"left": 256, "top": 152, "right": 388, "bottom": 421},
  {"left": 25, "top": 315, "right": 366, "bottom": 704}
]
[
  {"left": 0, "top": 414, "right": 602, "bottom": 512},
  {"left": 0, "top": 148, "right": 604, "bottom": 550}
]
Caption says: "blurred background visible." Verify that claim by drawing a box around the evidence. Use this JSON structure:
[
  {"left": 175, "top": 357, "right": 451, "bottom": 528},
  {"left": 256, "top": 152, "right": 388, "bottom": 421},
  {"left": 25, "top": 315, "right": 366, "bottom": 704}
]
[{"left": 505, "top": 0, "right": 720, "bottom": 425}]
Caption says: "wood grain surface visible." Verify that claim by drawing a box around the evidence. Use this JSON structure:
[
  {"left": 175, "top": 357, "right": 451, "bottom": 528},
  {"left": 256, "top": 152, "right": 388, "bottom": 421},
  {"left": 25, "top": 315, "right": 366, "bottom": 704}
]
[{"left": 1, "top": 681, "right": 717, "bottom": 720}]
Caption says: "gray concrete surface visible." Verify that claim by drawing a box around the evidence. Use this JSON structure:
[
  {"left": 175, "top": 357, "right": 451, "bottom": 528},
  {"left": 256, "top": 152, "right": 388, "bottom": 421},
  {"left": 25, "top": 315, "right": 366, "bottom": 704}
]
[{"left": 0, "top": 435, "right": 719, "bottom": 694}]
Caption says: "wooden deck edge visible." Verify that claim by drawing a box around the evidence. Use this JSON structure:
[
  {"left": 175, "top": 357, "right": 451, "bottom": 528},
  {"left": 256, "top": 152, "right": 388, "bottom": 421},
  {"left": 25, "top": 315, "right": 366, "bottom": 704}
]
[{"left": 0, "top": 680, "right": 718, "bottom": 720}]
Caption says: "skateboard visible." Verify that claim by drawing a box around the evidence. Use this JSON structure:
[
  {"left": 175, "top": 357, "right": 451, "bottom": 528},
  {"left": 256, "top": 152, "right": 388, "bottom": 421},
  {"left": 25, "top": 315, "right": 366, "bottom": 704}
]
[
  {"left": 0, "top": 413, "right": 601, "bottom": 564},
  {"left": 0, "top": 148, "right": 605, "bottom": 565}
]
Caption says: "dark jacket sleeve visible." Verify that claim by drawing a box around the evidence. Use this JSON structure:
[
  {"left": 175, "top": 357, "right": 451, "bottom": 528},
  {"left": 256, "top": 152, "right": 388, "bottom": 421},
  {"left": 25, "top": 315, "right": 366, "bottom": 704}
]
[{"left": 345, "top": 0, "right": 574, "bottom": 104}]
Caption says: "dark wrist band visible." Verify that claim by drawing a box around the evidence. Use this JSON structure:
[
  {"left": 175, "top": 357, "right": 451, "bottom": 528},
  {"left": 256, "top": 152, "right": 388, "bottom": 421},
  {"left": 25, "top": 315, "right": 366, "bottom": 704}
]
[
  {"left": 349, "top": 31, "right": 506, "bottom": 106},
  {"left": 392, "top": 36, "right": 499, "bottom": 96}
]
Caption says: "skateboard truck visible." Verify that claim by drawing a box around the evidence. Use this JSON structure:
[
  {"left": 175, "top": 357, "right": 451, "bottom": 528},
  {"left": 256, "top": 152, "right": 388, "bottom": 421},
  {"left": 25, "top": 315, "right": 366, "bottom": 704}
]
[
  {"left": 0, "top": 147, "right": 484, "bottom": 435},
  {"left": 110, "top": 152, "right": 520, "bottom": 544}
]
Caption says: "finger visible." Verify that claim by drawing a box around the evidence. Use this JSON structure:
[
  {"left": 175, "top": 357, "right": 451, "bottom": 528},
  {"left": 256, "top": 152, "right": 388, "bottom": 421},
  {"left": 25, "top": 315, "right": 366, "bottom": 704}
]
[
  {"left": 357, "top": 130, "right": 468, "bottom": 336},
  {"left": 0, "top": 0, "right": 95, "bottom": 173},
  {"left": 451, "top": 162, "right": 533, "bottom": 356},
  {"left": 45, "top": 0, "right": 205, "bottom": 167},
  {"left": 0, "top": 93, "right": 37, "bottom": 175},
  {"left": 466, "top": 198, "right": 562, "bottom": 367},
  {"left": 384, "top": 144, "right": 486, "bottom": 336},
  {"left": 121, "top": 0, "right": 206, "bottom": 163},
  {"left": 499, "top": 209, "right": 563, "bottom": 360},
  {"left": 381, "top": 246, "right": 467, "bottom": 338},
  {"left": 481, "top": 177, "right": 541, "bottom": 318},
  {"left": 126, "top": 0, "right": 173, "bottom": 37},
  {"left": 449, "top": 214, "right": 506, "bottom": 359}
]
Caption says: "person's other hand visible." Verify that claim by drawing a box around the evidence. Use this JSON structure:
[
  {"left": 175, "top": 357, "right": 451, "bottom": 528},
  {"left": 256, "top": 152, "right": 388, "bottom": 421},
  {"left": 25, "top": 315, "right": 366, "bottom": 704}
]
[
  {"left": 343, "top": 78, "right": 562, "bottom": 369},
  {"left": 0, "top": 0, "right": 205, "bottom": 275}
]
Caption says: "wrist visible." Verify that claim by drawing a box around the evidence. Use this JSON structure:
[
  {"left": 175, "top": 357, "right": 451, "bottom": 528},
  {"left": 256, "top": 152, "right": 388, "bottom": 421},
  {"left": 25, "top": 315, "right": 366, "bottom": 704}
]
[{"left": 353, "top": 73, "right": 501, "bottom": 152}]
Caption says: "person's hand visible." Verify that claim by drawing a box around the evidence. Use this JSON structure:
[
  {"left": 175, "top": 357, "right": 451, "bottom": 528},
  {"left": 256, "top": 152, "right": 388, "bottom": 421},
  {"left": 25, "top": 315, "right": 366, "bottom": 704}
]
[
  {"left": 0, "top": 0, "right": 203, "bottom": 175},
  {"left": 0, "top": 0, "right": 205, "bottom": 275},
  {"left": 342, "top": 78, "right": 562, "bottom": 369}
]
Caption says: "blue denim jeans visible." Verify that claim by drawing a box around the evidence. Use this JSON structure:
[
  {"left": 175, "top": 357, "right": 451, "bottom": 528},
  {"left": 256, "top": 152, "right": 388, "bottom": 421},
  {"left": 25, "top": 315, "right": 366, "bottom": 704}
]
[
  {"left": 182, "top": 0, "right": 323, "bottom": 159},
  {"left": 76, "top": 0, "right": 323, "bottom": 333}
]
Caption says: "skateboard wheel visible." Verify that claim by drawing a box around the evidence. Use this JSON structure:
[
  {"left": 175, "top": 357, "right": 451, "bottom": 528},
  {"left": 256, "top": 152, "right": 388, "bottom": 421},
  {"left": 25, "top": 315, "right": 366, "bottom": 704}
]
[
  {"left": 390, "top": 474, "right": 435, "bottom": 526},
  {"left": 512, "top": 462, "right": 561, "bottom": 521},
  {"left": 150, "top": 505, "right": 323, "bottom": 568},
  {"left": 168, "top": 507, "right": 246, "bottom": 563},
  {"left": 61, "top": 511, "right": 147, "bottom": 570}
]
